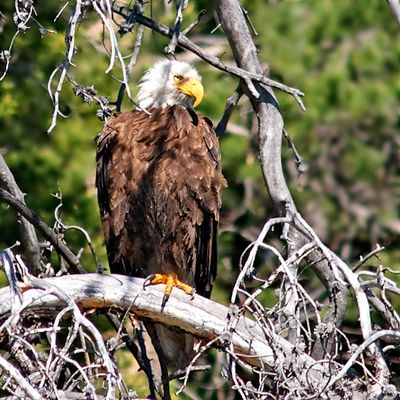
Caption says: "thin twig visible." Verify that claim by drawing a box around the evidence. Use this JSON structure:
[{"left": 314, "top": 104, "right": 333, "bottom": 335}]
[
  {"left": 352, "top": 244, "right": 385, "bottom": 272},
  {"left": 164, "top": 0, "right": 184, "bottom": 55},
  {"left": 48, "top": 0, "right": 83, "bottom": 132},
  {"left": 182, "top": 9, "right": 206, "bottom": 35},
  {"left": 0, "top": 354, "right": 42, "bottom": 400},
  {"left": 325, "top": 330, "right": 400, "bottom": 391},
  {"left": 115, "top": 10, "right": 145, "bottom": 111},
  {"left": 0, "top": 31, "right": 18, "bottom": 81},
  {"left": 106, "top": 311, "right": 157, "bottom": 398},
  {"left": 283, "top": 128, "right": 307, "bottom": 175}
]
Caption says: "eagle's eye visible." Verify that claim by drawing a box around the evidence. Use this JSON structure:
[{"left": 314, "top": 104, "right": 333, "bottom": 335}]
[{"left": 174, "top": 74, "right": 184, "bottom": 82}]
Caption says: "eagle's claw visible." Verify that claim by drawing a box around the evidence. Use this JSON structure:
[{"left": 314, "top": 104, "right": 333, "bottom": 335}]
[{"left": 142, "top": 273, "right": 194, "bottom": 308}]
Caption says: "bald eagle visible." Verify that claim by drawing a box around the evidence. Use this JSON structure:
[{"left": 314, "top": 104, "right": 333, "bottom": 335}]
[{"left": 96, "top": 60, "right": 226, "bottom": 375}]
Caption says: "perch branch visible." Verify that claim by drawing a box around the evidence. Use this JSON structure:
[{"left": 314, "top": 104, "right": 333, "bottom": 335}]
[{"left": 0, "top": 274, "right": 330, "bottom": 389}]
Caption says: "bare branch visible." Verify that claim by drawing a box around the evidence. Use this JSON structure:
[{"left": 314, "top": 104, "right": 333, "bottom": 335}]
[
  {"left": 325, "top": 330, "right": 400, "bottom": 391},
  {"left": 47, "top": 0, "right": 83, "bottom": 133},
  {"left": 115, "top": 3, "right": 145, "bottom": 112},
  {"left": 0, "top": 31, "right": 18, "bottom": 81},
  {"left": 164, "top": 0, "right": 184, "bottom": 55},
  {"left": 0, "top": 354, "right": 42, "bottom": 400},
  {"left": 215, "top": 85, "right": 243, "bottom": 137},
  {"left": 283, "top": 128, "right": 307, "bottom": 175},
  {"left": 352, "top": 243, "right": 385, "bottom": 272},
  {"left": 182, "top": 9, "right": 206, "bottom": 36}
]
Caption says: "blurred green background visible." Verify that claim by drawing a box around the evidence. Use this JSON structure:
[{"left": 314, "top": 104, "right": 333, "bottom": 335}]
[{"left": 0, "top": 0, "right": 399, "bottom": 397}]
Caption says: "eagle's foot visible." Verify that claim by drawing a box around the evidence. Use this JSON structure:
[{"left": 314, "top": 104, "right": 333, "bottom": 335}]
[{"left": 143, "top": 273, "right": 195, "bottom": 308}]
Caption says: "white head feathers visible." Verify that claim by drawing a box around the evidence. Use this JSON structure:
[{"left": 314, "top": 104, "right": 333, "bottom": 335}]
[{"left": 136, "top": 60, "right": 203, "bottom": 109}]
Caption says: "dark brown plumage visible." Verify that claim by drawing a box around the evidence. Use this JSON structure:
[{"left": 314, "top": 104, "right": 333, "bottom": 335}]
[{"left": 96, "top": 104, "right": 226, "bottom": 370}]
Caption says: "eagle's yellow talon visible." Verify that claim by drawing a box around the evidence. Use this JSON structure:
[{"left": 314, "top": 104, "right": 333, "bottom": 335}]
[
  {"left": 143, "top": 273, "right": 165, "bottom": 289},
  {"left": 143, "top": 273, "right": 194, "bottom": 307}
]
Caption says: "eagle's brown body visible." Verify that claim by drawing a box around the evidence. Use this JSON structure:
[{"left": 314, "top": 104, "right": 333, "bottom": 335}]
[{"left": 96, "top": 105, "right": 225, "bottom": 369}]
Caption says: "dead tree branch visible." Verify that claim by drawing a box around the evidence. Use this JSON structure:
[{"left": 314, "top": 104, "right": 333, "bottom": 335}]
[
  {"left": 0, "top": 272, "right": 393, "bottom": 399},
  {"left": 215, "top": 84, "right": 243, "bottom": 137}
]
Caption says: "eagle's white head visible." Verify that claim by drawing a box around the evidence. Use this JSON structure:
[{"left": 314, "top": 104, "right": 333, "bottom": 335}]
[{"left": 136, "top": 60, "right": 204, "bottom": 110}]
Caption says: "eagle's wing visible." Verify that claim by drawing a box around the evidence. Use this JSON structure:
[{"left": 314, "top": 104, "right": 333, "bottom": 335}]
[
  {"left": 188, "top": 112, "right": 226, "bottom": 297},
  {"left": 95, "top": 111, "right": 141, "bottom": 273},
  {"left": 96, "top": 124, "right": 114, "bottom": 215}
]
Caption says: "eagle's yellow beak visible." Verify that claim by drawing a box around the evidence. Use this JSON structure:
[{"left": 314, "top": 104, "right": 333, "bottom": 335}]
[{"left": 176, "top": 78, "right": 204, "bottom": 108}]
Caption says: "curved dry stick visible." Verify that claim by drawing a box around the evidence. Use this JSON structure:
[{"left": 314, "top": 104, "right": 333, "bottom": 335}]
[
  {"left": 325, "top": 330, "right": 400, "bottom": 392},
  {"left": 48, "top": 0, "right": 83, "bottom": 133},
  {"left": 387, "top": 0, "right": 400, "bottom": 24},
  {"left": 0, "top": 354, "right": 42, "bottom": 400}
]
